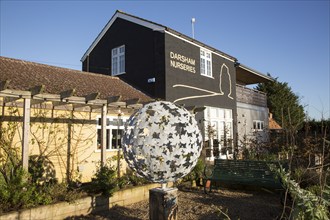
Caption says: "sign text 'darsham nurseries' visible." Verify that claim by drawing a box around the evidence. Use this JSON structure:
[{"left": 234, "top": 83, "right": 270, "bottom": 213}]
[{"left": 169, "top": 52, "right": 196, "bottom": 73}]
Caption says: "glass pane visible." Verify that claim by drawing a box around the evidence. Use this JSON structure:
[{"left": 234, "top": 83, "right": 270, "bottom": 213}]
[
  {"left": 106, "top": 129, "right": 110, "bottom": 149},
  {"left": 98, "top": 118, "right": 110, "bottom": 126},
  {"left": 97, "top": 129, "right": 101, "bottom": 149},
  {"left": 112, "top": 129, "right": 123, "bottom": 149},
  {"left": 226, "top": 122, "right": 232, "bottom": 137},
  {"left": 210, "top": 108, "right": 217, "bottom": 117},
  {"left": 207, "top": 60, "right": 211, "bottom": 76},
  {"left": 119, "top": 46, "right": 125, "bottom": 53},
  {"left": 218, "top": 109, "right": 225, "bottom": 119},
  {"left": 112, "top": 57, "right": 118, "bottom": 75},
  {"left": 119, "top": 55, "right": 125, "bottom": 73},
  {"left": 112, "top": 48, "right": 117, "bottom": 56},
  {"left": 97, "top": 129, "right": 110, "bottom": 150},
  {"left": 200, "top": 58, "right": 205, "bottom": 75},
  {"left": 110, "top": 118, "right": 124, "bottom": 126},
  {"left": 225, "top": 110, "right": 232, "bottom": 119}
]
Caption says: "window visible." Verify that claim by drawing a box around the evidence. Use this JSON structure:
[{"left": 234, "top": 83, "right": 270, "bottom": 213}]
[
  {"left": 96, "top": 116, "right": 127, "bottom": 150},
  {"left": 200, "top": 49, "right": 212, "bottom": 77},
  {"left": 111, "top": 45, "right": 125, "bottom": 75},
  {"left": 205, "top": 107, "right": 233, "bottom": 142},
  {"left": 253, "top": 120, "right": 264, "bottom": 131},
  {"left": 205, "top": 107, "right": 234, "bottom": 157}
]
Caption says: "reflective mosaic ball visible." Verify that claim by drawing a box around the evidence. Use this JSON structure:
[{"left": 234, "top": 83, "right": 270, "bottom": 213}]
[{"left": 122, "top": 101, "right": 203, "bottom": 183}]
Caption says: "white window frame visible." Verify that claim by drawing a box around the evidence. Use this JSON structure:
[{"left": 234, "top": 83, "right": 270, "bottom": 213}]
[
  {"left": 200, "top": 49, "right": 212, "bottom": 77},
  {"left": 205, "top": 107, "right": 233, "bottom": 141},
  {"left": 253, "top": 120, "right": 264, "bottom": 131},
  {"left": 111, "top": 45, "right": 125, "bottom": 76},
  {"left": 96, "top": 116, "right": 127, "bottom": 151}
]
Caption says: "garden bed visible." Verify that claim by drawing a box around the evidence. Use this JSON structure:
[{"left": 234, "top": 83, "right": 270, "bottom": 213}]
[{"left": 0, "top": 183, "right": 162, "bottom": 220}]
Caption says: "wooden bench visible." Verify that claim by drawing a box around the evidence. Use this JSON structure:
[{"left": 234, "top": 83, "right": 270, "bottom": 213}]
[{"left": 204, "top": 159, "right": 286, "bottom": 193}]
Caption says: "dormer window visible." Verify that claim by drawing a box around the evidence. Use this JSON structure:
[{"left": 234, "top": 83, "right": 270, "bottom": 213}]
[
  {"left": 200, "top": 49, "right": 212, "bottom": 77},
  {"left": 111, "top": 45, "right": 125, "bottom": 76}
]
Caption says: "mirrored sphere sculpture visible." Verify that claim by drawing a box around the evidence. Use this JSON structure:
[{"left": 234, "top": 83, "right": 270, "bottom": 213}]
[{"left": 122, "top": 101, "right": 203, "bottom": 183}]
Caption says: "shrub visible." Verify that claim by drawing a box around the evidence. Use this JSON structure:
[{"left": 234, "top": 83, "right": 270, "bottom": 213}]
[
  {"left": 0, "top": 166, "right": 83, "bottom": 213},
  {"left": 274, "top": 167, "right": 330, "bottom": 219},
  {"left": 87, "top": 163, "right": 118, "bottom": 196},
  {"left": 117, "top": 169, "right": 149, "bottom": 189},
  {"left": 0, "top": 167, "right": 36, "bottom": 213},
  {"left": 183, "top": 158, "right": 205, "bottom": 185}
]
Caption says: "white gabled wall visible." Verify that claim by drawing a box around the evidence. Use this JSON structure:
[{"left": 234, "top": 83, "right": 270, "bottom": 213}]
[{"left": 236, "top": 102, "right": 269, "bottom": 149}]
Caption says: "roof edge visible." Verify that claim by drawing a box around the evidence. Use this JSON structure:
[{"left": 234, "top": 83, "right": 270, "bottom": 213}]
[
  {"left": 165, "top": 29, "right": 237, "bottom": 62},
  {"left": 81, "top": 10, "right": 166, "bottom": 62},
  {"left": 81, "top": 10, "right": 237, "bottom": 63},
  {"left": 238, "top": 63, "right": 274, "bottom": 82}
]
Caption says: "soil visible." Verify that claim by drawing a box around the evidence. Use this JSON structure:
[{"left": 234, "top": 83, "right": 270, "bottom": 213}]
[{"left": 73, "top": 187, "right": 283, "bottom": 220}]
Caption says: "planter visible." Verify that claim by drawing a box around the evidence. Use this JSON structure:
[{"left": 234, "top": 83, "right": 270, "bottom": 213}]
[{"left": 0, "top": 183, "right": 162, "bottom": 220}]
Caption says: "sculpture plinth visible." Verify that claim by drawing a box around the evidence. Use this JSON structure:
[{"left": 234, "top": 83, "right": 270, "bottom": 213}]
[{"left": 122, "top": 101, "right": 202, "bottom": 220}]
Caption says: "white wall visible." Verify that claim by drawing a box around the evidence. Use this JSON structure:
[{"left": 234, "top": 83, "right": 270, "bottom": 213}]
[{"left": 237, "top": 102, "right": 269, "bottom": 149}]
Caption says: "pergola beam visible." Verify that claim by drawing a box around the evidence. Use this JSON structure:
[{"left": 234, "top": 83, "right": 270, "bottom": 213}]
[
  {"left": 30, "top": 85, "right": 45, "bottom": 96},
  {"left": 85, "top": 92, "right": 100, "bottom": 103},
  {"left": 126, "top": 98, "right": 142, "bottom": 109},
  {"left": 107, "top": 95, "right": 126, "bottom": 108},
  {"left": 60, "top": 89, "right": 76, "bottom": 100},
  {"left": 3, "top": 96, "right": 21, "bottom": 105},
  {"left": 30, "top": 85, "right": 46, "bottom": 106}
]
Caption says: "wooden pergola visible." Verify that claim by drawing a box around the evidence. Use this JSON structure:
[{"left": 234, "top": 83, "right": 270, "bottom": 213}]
[{"left": 0, "top": 80, "right": 144, "bottom": 170}]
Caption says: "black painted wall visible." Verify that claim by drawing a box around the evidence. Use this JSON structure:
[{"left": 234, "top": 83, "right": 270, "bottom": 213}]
[
  {"left": 164, "top": 34, "right": 237, "bottom": 109},
  {"left": 163, "top": 34, "right": 238, "bottom": 143},
  {"left": 82, "top": 18, "right": 166, "bottom": 98}
]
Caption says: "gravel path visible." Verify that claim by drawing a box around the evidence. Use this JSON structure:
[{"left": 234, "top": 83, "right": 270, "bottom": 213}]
[
  {"left": 73, "top": 189, "right": 282, "bottom": 220},
  {"left": 72, "top": 188, "right": 283, "bottom": 220}
]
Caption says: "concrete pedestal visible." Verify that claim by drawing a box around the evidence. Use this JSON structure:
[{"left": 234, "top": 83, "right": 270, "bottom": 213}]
[{"left": 149, "top": 187, "right": 178, "bottom": 220}]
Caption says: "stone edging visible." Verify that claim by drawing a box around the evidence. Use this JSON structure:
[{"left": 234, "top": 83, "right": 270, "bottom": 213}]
[{"left": 0, "top": 183, "right": 163, "bottom": 220}]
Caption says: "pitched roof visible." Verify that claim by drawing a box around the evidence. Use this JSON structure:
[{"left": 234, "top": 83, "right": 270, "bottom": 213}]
[
  {"left": 269, "top": 113, "right": 282, "bottom": 130},
  {"left": 0, "top": 56, "right": 152, "bottom": 103},
  {"left": 81, "top": 10, "right": 237, "bottom": 62}
]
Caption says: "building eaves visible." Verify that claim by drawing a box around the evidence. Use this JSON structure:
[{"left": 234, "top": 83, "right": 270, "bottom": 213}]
[
  {"left": 239, "top": 64, "right": 273, "bottom": 81},
  {"left": 236, "top": 63, "right": 274, "bottom": 84}
]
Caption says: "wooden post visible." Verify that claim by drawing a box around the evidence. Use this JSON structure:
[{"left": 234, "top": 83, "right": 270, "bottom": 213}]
[
  {"left": 22, "top": 98, "right": 31, "bottom": 170},
  {"left": 101, "top": 104, "right": 107, "bottom": 166},
  {"left": 149, "top": 187, "right": 178, "bottom": 220}
]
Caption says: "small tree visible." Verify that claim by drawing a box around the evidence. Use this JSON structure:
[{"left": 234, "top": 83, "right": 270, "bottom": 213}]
[{"left": 256, "top": 74, "right": 305, "bottom": 131}]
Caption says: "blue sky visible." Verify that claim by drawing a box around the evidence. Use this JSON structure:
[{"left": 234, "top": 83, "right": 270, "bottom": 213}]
[{"left": 1, "top": 1, "right": 329, "bottom": 120}]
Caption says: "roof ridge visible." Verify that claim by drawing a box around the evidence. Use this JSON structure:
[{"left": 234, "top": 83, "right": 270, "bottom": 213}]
[
  {"left": 81, "top": 10, "right": 237, "bottom": 62},
  {"left": 116, "top": 10, "right": 167, "bottom": 30}
]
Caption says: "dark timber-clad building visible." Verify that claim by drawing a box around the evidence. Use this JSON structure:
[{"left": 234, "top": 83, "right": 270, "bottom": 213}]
[{"left": 81, "top": 10, "right": 273, "bottom": 160}]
